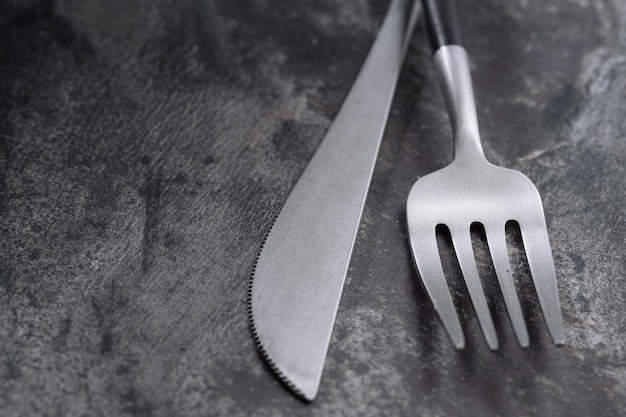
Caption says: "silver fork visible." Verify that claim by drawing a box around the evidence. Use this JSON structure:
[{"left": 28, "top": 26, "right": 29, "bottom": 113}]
[{"left": 407, "top": 0, "right": 565, "bottom": 349}]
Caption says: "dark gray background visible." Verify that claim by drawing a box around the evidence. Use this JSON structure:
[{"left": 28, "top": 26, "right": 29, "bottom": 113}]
[{"left": 1, "top": 0, "right": 625, "bottom": 416}]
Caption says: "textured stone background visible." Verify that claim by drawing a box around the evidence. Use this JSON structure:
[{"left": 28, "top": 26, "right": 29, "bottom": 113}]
[{"left": 0, "top": 0, "right": 625, "bottom": 416}]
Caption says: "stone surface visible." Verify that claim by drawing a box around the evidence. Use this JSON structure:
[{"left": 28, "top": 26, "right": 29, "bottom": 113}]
[{"left": 0, "top": 0, "right": 624, "bottom": 416}]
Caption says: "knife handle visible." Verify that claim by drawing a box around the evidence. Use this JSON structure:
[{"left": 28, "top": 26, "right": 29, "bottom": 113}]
[{"left": 421, "top": 0, "right": 463, "bottom": 53}]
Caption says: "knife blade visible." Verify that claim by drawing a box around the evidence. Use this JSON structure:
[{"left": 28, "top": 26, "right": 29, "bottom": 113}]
[{"left": 249, "top": 0, "right": 421, "bottom": 401}]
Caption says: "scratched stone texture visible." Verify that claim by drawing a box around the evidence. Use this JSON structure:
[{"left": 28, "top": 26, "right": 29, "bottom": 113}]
[{"left": 0, "top": 0, "right": 624, "bottom": 416}]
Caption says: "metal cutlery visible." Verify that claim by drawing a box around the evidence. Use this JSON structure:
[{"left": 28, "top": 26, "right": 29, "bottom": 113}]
[
  {"left": 407, "top": 0, "right": 565, "bottom": 349},
  {"left": 249, "top": 0, "right": 421, "bottom": 400}
]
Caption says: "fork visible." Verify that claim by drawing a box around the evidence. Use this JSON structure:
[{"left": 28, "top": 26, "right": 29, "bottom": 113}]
[{"left": 407, "top": 0, "right": 565, "bottom": 349}]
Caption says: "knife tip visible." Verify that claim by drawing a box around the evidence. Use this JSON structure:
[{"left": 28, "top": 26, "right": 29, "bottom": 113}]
[
  {"left": 248, "top": 316, "right": 319, "bottom": 402},
  {"left": 248, "top": 268, "right": 320, "bottom": 402}
]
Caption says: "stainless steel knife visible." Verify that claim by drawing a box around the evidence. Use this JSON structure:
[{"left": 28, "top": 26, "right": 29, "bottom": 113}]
[{"left": 249, "top": 0, "right": 421, "bottom": 401}]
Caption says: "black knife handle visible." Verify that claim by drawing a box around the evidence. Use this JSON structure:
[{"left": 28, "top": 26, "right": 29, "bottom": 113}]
[{"left": 421, "top": 0, "right": 463, "bottom": 53}]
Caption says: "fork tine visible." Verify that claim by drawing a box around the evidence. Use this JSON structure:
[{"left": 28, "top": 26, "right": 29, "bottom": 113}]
[
  {"left": 409, "top": 224, "right": 465, "bottom": 348},
  {"left": 520, "top": 221, "right": 565, "bottom": 345},
  {"left": 484, "top": 222, "right": 530, "bottom": 348},
  {"left": 449, "top": 225, "right": 498, "bottom": 349}
]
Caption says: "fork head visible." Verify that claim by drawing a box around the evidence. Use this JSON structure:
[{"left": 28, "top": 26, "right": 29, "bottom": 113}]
[{"left": 407, "top": 155, "right": 565, "bottom": 349}]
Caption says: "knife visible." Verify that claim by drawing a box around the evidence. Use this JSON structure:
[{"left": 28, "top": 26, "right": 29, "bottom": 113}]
[{"left": 249, "top": 0, "right": 421, "bottom": 401}]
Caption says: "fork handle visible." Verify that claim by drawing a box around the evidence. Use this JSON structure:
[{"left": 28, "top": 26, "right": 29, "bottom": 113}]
[
  {"left": 421, "top": 0, "right": 462, "bottom": 52},
  {"left": 421, "top": 0, "right": 486, "bottom": 162}
]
